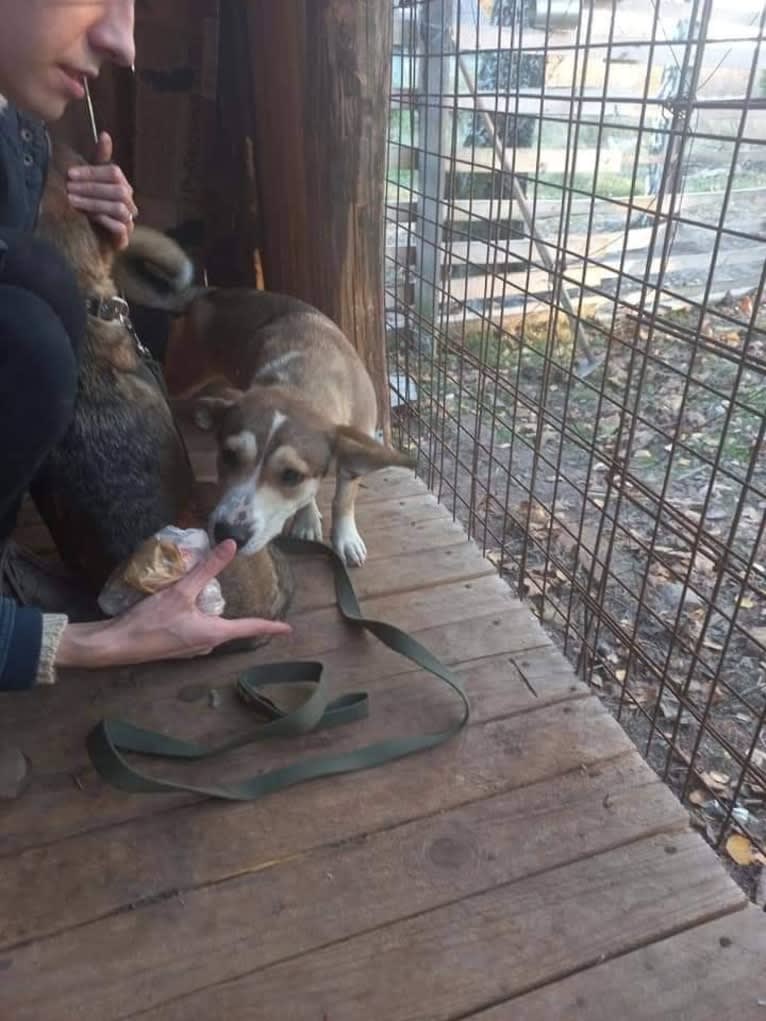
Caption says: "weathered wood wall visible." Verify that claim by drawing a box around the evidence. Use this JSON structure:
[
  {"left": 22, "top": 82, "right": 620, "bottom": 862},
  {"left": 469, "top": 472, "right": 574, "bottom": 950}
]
[{"left": 247, "top": 0, "right": 393, "bottom": 436}]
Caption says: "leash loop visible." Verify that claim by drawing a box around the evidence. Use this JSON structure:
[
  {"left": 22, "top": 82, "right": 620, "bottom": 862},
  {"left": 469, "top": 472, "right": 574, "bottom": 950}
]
[{"left": 87, "top": 537, "right": 470, "bottom": 801}]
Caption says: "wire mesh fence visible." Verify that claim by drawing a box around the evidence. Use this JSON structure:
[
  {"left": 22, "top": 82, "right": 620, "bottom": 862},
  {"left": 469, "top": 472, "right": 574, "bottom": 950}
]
[{"left": 385, "top": 0, "right": 766, "bottom": 867}]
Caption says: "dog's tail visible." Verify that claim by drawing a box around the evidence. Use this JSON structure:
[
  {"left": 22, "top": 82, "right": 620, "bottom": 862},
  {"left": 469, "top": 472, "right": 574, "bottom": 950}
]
[{"left": 114, "top": 225, "right": 199, "bottom": 312}]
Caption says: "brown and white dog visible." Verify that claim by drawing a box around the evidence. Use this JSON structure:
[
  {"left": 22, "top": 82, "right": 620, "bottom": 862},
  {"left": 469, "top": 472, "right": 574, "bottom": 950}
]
[{"left": 119, "top": 235, "right": 415, "bottom": 567}]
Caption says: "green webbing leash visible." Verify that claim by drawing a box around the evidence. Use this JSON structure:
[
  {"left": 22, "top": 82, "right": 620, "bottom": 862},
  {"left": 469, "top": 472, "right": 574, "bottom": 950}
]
[{"left": 86, "top": 537, "right": 470, "bottom": 800}]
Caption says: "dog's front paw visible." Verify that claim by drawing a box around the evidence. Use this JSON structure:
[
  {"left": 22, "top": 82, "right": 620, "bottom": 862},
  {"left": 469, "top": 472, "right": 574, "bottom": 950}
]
[
  {"left": 290, "top": 501, "right": 323, "bottom": 543},
  {"left": 332, "top": 517, "right": 367, "bottom": 567}
]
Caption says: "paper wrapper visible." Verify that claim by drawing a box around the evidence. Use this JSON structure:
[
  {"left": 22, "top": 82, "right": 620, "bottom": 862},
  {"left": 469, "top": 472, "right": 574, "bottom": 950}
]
[{"left": 98, "top": 526, "right": 225, "bottom": 617}]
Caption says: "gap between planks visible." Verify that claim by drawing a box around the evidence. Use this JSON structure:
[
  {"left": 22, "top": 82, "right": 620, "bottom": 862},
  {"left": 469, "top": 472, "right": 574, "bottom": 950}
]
[
  {"left": 114, "top": 831, "right": 745, "bottom": 1021},
  {"left": 0, "top": 573, "right": 554, "bottom": 856},
  {"left": 2, "top": 753, "right": 700, "bottom": 1021},
  {"left": 467, "top": 905, "right": 766, "bottom": 1021},
  {"left": 0, "top": 672, "right": 603, "bottom": 948}
]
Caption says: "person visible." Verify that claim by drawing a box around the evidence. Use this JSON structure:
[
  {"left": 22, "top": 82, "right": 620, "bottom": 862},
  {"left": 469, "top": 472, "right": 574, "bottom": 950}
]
[{"left": 0, "top": 1, "right": 290, "bottom": 692}]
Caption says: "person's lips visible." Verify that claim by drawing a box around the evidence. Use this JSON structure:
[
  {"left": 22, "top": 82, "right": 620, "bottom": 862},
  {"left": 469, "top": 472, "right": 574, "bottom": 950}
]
[{"left": 56, "top": 67, "right": 96, "bottom": 100}]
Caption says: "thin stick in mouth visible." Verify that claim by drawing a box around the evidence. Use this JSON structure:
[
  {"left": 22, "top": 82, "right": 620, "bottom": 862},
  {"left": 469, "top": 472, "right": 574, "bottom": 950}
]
[{"left": 82, "top": 76, "right": 99, "bottom": 147}]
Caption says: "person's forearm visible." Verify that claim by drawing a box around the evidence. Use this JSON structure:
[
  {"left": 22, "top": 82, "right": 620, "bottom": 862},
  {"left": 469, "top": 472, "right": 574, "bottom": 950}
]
[{"left": 54, "top": 620, "right": 121, "bottom": 670}]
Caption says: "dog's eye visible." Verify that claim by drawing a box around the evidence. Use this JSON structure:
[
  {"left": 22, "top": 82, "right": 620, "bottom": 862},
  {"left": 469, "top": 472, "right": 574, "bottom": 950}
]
[{"left": 281, "top": 468, "right": 304, "bottom": 486}]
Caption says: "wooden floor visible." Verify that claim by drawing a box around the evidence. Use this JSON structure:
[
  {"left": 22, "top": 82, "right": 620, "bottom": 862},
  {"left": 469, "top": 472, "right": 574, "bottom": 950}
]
[{"left": 2, "top": 456, "right": 765, "bottom": 1019}]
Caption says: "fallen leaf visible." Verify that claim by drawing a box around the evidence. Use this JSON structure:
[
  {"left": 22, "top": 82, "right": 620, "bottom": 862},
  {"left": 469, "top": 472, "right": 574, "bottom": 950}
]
[
  {"left": 701, "top": 770, "right": 731, "bottom": 793},
  {"left": 739, "top": 597, "right": 755, "bottom": 610},
  {"left": 720, "top": 330, "right": 741, "bottom": 345},
  {"left": 689, "top": 789, "right": 708, "bottom": 806},
  {"left": 725, "top": 834, "right": 766, "bottom": 867},
  {"left": 518, "top": 500, "right": 549, "bottom": 528}
]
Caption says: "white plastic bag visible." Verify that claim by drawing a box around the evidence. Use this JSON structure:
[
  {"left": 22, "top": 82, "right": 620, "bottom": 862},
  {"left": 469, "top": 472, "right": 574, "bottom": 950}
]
[{"left": 98, "top": 526, "right": 225, "bottom": 618}]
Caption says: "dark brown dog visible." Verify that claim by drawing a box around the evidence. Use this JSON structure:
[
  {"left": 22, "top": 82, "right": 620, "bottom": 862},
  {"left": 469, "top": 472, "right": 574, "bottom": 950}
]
[{"left": 31, "top": 143, "right": 292, "bottom": 625}]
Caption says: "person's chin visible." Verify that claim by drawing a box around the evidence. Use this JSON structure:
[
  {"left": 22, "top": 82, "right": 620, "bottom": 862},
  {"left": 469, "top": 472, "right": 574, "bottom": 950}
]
[
  {"left": 13, "top": 86, "right": 69, "bottom": 122},
  {"left": 41, "top": 95, "right": 70, "bottom": 121}
]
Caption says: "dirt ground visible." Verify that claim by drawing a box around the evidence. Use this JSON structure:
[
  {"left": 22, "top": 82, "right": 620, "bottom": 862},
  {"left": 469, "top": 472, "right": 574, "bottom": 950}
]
[{"left": 390, "top": 288, "right": 766, "bottom": 899}]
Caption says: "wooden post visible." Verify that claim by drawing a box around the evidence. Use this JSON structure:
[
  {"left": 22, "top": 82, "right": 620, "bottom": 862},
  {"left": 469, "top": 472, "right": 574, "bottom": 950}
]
[{"left": 246, "top": 1, "right": 393, "bottom": 438}]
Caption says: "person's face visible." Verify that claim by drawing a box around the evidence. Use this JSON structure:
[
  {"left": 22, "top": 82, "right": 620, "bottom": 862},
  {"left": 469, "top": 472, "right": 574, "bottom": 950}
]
[{"left": 0, "top": 1, "right": 135, "bottom": 120}]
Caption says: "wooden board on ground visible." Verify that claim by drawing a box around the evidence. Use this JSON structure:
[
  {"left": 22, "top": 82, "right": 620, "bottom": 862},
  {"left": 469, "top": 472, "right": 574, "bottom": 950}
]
[
  {"left": 3, "top": 761, "right": 695, "bottom": 1021},
  {"left": 109, "top": 834, "right": 744, "bottom": 1021},
  {"left": 493, "top": 907, "right": 766, "bottom": 1021},
  {"left": 2, "top": 438, "right": 762, "bottom": 1021}
]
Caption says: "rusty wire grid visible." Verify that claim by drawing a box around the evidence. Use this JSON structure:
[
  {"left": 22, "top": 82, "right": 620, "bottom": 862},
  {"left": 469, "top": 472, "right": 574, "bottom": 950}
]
[{"left": 385, "top": 0, "right": 766, "bottom": 872}]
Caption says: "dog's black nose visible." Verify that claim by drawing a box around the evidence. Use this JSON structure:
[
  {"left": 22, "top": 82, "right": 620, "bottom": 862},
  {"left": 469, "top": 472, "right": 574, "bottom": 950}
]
[{"left": 213, "top": 521, "right": 251, "bottom": 549}]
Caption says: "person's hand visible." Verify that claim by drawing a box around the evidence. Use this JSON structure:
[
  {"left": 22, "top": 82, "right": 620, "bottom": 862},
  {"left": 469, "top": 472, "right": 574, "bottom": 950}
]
[
  {"left": 66, "top": 132, "right": 138, "bottom": 251},
  {"left": 56, "top": 540, "right": 292, "bottom": 669}
]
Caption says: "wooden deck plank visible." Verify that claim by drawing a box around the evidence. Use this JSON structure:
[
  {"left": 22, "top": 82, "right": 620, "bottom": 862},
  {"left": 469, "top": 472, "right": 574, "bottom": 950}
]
[
  {"left": 478, "top": 907, "right": 766, "bottom": 1021},
  {"left": 1, "top": 758, "right": 687, "bottom": 1021},
  {"left": 0, "top": 570, "right": 533, "bottom": 748},
  {"left": 1, "top": 686, "right": 632, "bottom": 949},
  {"left": 0, "top": 571, "right": 520, "bottom": 754},
  {"left": 353, "top": 511, "right": 470, "bottom": 559},
  {"left": 1, "top": 637, "right": 577, "bottom": 792},
  {"left": 0, "top": 594, "right": 558, "bottom": 855},
  {"left": 115, "top": 833, "right": 744, "bottom": 1021},
  {"left": 330, "top": 468, "right": 427, "bottom": 504},
  {"left": 5, "top": 437, "right": 755, "bottom": 1021},
  {"left": 289, "top": 540, "right": 494, "bottom": 612},
  {"left": 316, "top": 486, "right": 444, "bottom": 522}
]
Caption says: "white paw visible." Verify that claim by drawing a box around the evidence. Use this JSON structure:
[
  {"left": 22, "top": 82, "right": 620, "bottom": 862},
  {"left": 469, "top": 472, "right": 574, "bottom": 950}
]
[
  {"left": 290, "top": 503, "right": 323, "bottom": 543},
  {"left": 332, "top": 517, "right": 367, "bottom": 567}
]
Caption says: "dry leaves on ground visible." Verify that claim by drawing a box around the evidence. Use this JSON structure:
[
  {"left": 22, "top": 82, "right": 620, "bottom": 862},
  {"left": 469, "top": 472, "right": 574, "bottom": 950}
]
[{"left": 725, "top": 833, "right": 766, "bottom": 867}]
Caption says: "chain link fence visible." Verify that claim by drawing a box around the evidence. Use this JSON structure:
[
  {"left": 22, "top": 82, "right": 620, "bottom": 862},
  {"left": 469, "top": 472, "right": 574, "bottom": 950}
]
[{"left": 385, "top": 0, "right": 766, "bottom": 875}]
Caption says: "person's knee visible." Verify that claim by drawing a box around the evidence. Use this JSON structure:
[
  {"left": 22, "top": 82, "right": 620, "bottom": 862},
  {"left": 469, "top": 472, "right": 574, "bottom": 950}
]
[
  {"left": 0, "top": 285, "right": 78, "bottom": 439},
  {"left": 0, "top": 230, "right": 84, "bottom": 357}
]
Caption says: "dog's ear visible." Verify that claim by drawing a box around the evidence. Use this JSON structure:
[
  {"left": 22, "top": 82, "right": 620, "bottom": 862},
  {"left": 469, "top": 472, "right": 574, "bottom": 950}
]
[
  {"left": 333, "top": 425, "right": 415, "bottom": 477},
  {"left": 193, "top": 388, "right": 244, "bottom": 431}
]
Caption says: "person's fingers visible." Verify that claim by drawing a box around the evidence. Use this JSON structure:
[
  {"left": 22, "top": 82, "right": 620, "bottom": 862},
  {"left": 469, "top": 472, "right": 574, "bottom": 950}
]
[
  {"left": 95, "top": 131, "right": 113, "bottom": 165},
  {"left": 68, "top": 161, "right": 124, "bottom": 184},
  {"left": 217, "top": 617, "right": 292, "bottom": 641},
  {"left": 178, "top": 540, "right": 238, "bottom": 596},
  {"left": 67, "top": 180, "right": 138, "bottom": 212},
  {"left": 92, "top": 215, "right": 131, "bottom": 250},
  {"left": 68, "top": 194, "right": 134, "bottom": 222}
]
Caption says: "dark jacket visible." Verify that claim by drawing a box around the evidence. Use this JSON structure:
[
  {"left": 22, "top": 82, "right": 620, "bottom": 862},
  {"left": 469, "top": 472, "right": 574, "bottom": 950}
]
[
  {"left": 0, "top": 99, "right": 51, "bottom": 691},
  {"left": 0, "top": 100, "right": 49, "bottom": 230}
]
